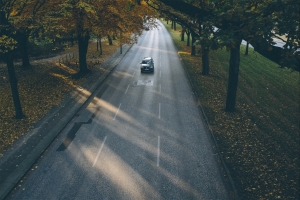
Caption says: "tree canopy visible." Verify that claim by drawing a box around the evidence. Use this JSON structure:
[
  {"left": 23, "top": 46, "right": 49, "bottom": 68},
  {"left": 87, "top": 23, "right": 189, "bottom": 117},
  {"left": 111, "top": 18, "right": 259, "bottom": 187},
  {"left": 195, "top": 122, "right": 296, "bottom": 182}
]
[
  {"left": 0, "top": 0, "right": 158, "bottom": 118},
  {"left": 146, "top": 0, "right": 299, "bottom": 111},
  {"left": 147, "top": 0, "right": 299, "bottom": 68}
]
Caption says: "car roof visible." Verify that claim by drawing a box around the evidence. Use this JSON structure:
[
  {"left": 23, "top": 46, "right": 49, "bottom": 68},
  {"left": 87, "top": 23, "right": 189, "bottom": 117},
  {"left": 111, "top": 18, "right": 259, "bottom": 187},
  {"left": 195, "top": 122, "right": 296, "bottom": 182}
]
[{"left": 143, "top": 57, "right": 152, "bottom": 60}]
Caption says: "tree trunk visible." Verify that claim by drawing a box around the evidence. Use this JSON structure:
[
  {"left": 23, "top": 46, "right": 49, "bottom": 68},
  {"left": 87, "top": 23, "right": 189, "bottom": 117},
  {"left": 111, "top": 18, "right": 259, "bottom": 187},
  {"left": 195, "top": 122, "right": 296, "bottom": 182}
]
[
  {"left": 107, "top": 35, "right": 113, "bottom": 45},
  {"left": 19, "top": 33, "right": 30, "bottom": 69},
  {"left": 6, "top": 53, "right": 24, "bottom": 119},
  {"left": 202, "top": 46, "right": 209, "bottom": 75},
  {"left": 191, "top": 34, "right": 196, "bottom": 55},
  {"left": 77, "top": 32, "right": 90, "bottom": 75},
  {"left": 99, "top": 36, "right": 103, "bottom": 55},
  {"left": 174, "top": 21, "right": 176, "bottom": 30},
  {"left": 225, "top": 40, "right": 242, "bottom": 112},
  {"left": 186, "top": 32, "right": 190, "bottom": 46},
  {"left": 181, "top": 29, "right": 185, "bottom": 41},
  {"left": 96, "top": 39, "right": 99, "bottom": 51},
  {"left": 245, "top": 41, "right": 249, "bottom": 55}
]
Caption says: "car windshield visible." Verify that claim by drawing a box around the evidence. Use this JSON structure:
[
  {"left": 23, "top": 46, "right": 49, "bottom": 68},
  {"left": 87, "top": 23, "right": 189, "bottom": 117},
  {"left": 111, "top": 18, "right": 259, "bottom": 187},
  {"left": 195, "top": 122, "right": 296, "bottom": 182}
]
[{"left": 142, "top": 60, "right": 150, "bottom": 64}]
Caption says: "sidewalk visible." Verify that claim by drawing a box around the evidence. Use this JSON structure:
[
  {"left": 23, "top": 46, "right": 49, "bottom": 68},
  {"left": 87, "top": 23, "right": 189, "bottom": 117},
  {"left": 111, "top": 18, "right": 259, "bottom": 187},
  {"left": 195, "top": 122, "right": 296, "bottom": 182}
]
[{"left": 0, "top": 44, "right": 132, "bottom": 200}]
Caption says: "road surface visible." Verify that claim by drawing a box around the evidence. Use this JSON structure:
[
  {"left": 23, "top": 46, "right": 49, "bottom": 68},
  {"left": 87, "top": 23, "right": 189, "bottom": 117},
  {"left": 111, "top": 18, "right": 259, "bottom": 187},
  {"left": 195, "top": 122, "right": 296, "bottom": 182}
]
[{"left": 8, "top": 21, "right": 231, "bottom": 200}]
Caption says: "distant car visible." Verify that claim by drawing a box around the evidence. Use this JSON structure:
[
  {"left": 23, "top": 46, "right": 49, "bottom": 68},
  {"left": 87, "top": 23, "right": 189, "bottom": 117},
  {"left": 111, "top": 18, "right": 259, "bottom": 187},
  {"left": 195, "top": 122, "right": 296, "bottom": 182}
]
[
  {"left": 143, "top": 23, "right": 150, "bottom": 31},
  {"left": 140, "top": 57, "right": 154, "bottom": 73}
]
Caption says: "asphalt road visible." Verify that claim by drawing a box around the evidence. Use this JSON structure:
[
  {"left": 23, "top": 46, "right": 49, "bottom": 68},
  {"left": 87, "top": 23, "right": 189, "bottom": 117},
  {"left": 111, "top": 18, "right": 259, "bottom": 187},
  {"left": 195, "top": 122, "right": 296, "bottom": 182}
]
[{"left": 8, "top": 21, "right": 231, "bottom": 200}]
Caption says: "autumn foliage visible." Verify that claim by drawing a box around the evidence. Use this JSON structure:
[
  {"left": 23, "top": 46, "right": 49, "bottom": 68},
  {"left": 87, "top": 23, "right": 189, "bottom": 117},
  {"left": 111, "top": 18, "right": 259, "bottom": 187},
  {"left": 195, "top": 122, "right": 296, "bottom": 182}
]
[
  {"left": 0, "top": 0, "right": 157, "bottom": 118},
  {"left": 0, "top": 39, "right": 120, "bottom": 155}
]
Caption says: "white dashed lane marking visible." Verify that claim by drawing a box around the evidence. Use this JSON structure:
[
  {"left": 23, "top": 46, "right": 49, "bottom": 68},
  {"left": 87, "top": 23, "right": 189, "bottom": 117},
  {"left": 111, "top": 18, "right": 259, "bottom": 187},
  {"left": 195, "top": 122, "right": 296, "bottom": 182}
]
[
  {"left": 113, "top": 103, "right": 122, "bottom": 120},
  {"left": 92, "top": 136, "right": 107, "bottom": 167}
]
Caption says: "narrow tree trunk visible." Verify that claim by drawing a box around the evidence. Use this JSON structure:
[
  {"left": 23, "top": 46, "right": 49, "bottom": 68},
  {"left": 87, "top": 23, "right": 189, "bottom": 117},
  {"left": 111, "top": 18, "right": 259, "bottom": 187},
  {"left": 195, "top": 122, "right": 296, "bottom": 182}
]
[
  {"left": 77, "top": 32, "right": 90, "bottom": 76},
  {"left": 191, "top": 34, "right": 196, "bottom": 56},
  {"left": 202, "top": 47, "right": 209, "bottom": 75},
  {"left": 6, "top": 53, "right": 24, "bottom": 119},
  {"left": 245, "top": 41, "right": 249, "bottom": 55},
  {"left": 99, "top": 36, "right": 103, "bottom": 55},
  {"left": 19, "top": 33, "right": 30, "bottom": 69},
  {"left": 174, "top": 21, "right": 176, "bottom": 30},
  {"left": 181, "top": 29, "right": 185, "bottom": 41},
  {"left": 107, "top": 35, "right": 113, "bottom": 45},
  {"left": 186, "top": 32, "right": 190, "bottom": 46},
  {"left": 199, "top": 23, "right": 210, "bottom": 75},
  {"left": 225, "top": 40, "right": 242, "bottom": 112},
  {"left": 96, "top": 39, "right": 99, "bottom": 51}
]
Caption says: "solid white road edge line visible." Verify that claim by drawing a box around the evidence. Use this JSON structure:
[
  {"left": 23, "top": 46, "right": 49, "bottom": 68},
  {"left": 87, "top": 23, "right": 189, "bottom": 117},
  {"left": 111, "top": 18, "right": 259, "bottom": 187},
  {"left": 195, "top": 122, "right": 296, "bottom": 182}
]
[
  {"left": 92, "top": 136, "right": 107, "bottom": 167},
  {"left": 113, "top": 103, "right": 122, "bottom": 120}
]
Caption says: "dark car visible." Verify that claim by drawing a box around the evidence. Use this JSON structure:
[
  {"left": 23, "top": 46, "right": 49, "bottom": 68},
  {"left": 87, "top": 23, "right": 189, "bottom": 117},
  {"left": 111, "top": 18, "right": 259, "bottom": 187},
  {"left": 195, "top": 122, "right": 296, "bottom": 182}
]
[{"left": 140, "top": 57, "right": 154, "bottom": 73}]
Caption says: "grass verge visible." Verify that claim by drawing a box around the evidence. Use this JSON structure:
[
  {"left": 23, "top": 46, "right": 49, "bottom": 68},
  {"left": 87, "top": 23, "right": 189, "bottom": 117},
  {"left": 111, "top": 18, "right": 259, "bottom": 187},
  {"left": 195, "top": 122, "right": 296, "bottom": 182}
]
[
  {"left": 162, "top": 20, "right": 299, "bottom": 199},
  {"left": 0, "top": 40, "right": 120, "bottom": 155}
]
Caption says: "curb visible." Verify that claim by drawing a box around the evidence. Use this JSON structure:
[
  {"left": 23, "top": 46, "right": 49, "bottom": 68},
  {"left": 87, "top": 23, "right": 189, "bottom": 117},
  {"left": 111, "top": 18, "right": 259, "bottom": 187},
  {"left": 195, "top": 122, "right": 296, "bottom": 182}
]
[{"left": 0, "top": 44, "right": 133, "bottom": 200}]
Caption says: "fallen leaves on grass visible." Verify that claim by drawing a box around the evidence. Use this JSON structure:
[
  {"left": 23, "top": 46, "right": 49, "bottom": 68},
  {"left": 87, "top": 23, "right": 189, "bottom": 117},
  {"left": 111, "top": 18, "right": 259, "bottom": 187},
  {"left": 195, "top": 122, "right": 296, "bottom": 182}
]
[
  {"left": 167, "top": 22, "right": 299, "bottom": 199},
  {"left": 0, "top": 40, "right": 119, "bottom": 155}
]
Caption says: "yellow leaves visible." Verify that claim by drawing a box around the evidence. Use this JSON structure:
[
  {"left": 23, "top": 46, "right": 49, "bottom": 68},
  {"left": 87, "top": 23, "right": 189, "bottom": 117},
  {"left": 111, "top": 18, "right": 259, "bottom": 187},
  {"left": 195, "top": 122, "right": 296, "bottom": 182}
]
[
  {"left": 0, "top": 35, "right": 18, "bottom": 53},
  {"left": 178, "top": 51, "right": 190, "bottom": 55},
  {"left": 10, "top": 8, "right": 19, "bottom": 17},
  {"left": 49, "top": 72, "right": 70, "bottom": 80},
  {"left": 76, "top": 1, "right": 96, "bottom": 15}
]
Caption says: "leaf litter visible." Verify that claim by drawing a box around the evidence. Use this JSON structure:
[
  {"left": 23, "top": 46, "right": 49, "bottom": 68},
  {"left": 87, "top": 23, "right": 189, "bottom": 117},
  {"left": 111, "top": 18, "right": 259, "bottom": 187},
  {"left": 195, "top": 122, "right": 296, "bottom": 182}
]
[
  {"left": 0, "top": 40, "right": 119, "bottom": 155},
  {"left": 166, "top": 23, "right": 299, "bottom": 199}
]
